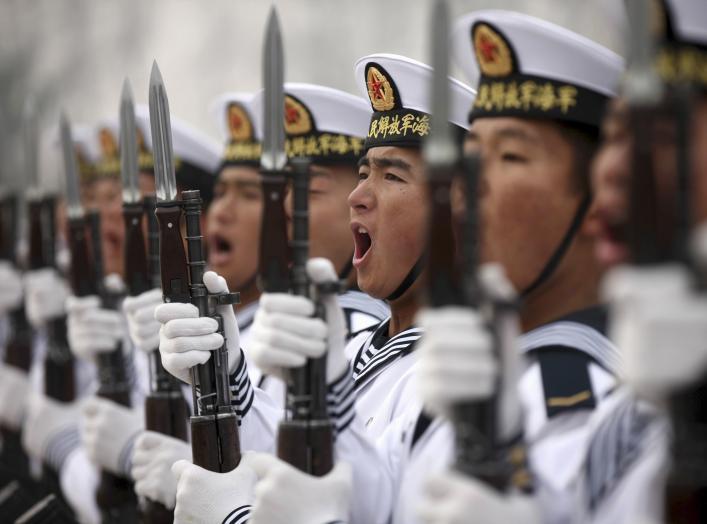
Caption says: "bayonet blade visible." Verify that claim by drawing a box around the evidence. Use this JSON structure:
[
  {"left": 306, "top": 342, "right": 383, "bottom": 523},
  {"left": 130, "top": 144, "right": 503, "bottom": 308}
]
[
  {"left": 120, "top": 78, "right": 140, "bottom": 204},
  {"left": 148, "top": 61, "right": 177, "bottom": 202},
  {"left": 623, "top": 0, "right": 663, "bottom": 106},
  {"left": 261, "top": 7, "right": 286, "bottom": 171},
  {"left": 425, "top": 0, "right": 458, "bottom": 166},
  {"left": 59, "top": 112, "right": 83, "bottom": 218},
  {"left": 22, "top": 96, "right": 40, "bottom": 194}
]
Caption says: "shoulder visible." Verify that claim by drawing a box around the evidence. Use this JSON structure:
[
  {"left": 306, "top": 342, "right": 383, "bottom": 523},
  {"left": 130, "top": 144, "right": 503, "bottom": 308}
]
[
  {"left": 339, "top": 290, "right": 390, "bottom": 335},
  {"left": 519, "top": 308, "right": 621, "bottom": 438}
]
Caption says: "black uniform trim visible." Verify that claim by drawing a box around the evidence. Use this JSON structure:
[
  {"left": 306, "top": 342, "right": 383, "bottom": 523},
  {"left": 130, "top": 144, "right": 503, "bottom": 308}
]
[
  {"left": 327, "top": 368, "right": 357, "bottom": 436},
  {"left": 222, "top": 504, "right": 251, "bottom": 524},
  {"left": 411, "top": 411, "right": 435, "bottom": 449},
  {"left": 535, "top": 346, "right": 596, "bottom": 419},
  {"left": 352, "top": 320, "right": 423, "bottom": 389},
  {"left": 228, "top": 349, "right": 254, "bottom": 424}
]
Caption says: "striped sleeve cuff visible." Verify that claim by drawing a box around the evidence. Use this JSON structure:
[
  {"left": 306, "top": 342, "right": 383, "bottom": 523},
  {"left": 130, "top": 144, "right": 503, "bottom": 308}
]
[
  {"left": 222, "top": 504, "right": 251, "bottom": 524},
  {"left": 45, "top": 425, "right": 80, "bottom": 472},
  {"left": 327, "top": 368, "right": 356, "bottom": 437},
  {"left": 229, "top": 349, "right": 254, "bottom": 425}
]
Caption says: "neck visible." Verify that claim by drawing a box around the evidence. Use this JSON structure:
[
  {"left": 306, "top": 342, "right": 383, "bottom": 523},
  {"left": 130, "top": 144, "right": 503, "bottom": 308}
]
[
  {"left": 236, "top": 278, "right": 261, "bottom": 313},
  {"left": 519, "top": 243, "right": 602, "bottom": 332},
  {"left": 387, "top": 291, "right": 420, "bottom": 337}
]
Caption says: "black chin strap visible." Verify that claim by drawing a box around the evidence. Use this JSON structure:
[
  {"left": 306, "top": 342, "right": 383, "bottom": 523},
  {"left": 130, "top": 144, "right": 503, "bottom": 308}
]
[
  {"left": 521, "top": 192, "right": 592, "bottom": 298},
  {"left": 386, "top": 256, "right": 424, "bottom": 302}
]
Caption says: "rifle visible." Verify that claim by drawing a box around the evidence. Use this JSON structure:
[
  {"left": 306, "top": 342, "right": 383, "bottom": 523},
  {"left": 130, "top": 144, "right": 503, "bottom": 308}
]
[
  {"left": 59, "top": 114, "right": 137, "bottom": 523},
  {"left": 149, "top": 61, "right": 240, "bottom": 473},
  {"left": 423, "top": 0, "right": 511, "bottom": 490},
  {"left": 0, "top": 185, "right": 32, "bottom": 479},
  {"left": 119, "top": 79, "right": 187, "bottom": 524},
  {"left": 258, "top": 8, "right": 335, "bottom": 475}
]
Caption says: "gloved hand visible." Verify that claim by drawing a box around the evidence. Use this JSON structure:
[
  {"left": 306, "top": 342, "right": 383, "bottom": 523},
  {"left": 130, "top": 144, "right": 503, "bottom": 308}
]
[
  {"left": 67, "top": 295, "right": 126, "bottom": 361},
  {"left": 0, "top": 364, "right": 30, "bottom": 430},
  {"left": 172, "top": 454, "right": 257, "bottom": 524},
  {"left": 22, "top": 393, "right": 81, "bottom": 470},
  {"left": 156, "top": 271, "right": 240, "bottom": 384},
  {"left": 416, "top": 470, "right": 541, "bottom": 524},
  {"left": 0, "top": 261, "right": 23, "bottom": 314},
  {"left": 80, "top": 396, "right": 144, "bottom": 477},
  {"left": 249, "top": 452, "right": 352, "bottom": 524},
  {"left": 604, "top": 265, "right": 707, "bottom": 402},
  {"left": 250, "top": 257, "right": 348, "bottom": 383},
  {"left": 416, "top": 264, "right": 523, "bottom": 440},
  {"left": 132, "top": 431, "right": 192, "bottom": 510},
  {"left": 123, "top": 288, "right": 163, "bottom": 353},
  {"left": 24, "top": 268, "right": 70, "bottom": 327}
]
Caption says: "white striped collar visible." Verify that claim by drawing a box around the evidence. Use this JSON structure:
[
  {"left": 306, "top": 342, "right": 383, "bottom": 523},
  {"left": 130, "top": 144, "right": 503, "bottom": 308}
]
[{"left": 352, "top": 318, "right": 423, "bottom": 389}]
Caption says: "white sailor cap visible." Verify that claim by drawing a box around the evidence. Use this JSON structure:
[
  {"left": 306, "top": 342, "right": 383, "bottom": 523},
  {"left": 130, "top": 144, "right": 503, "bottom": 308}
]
[
  {"left": 655, "top": 0, "right": 707, "bottom": 89},
  {"left": 209, "top": 92, "right": 262, "bottom": 167},
  {"left": 451, "top": 10, "right": 624, "bottom": 128},
  {"left": 250, "top": 83, "right": 370, "bottom": 164},
  {"left": 353, "top": 53, "right": 476, "bottom": 150}
]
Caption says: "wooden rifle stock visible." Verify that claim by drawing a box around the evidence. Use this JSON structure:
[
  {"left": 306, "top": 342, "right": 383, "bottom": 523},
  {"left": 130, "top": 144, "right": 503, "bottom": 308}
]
[
  {"left": 83, "top": 211, "right": 137, "bottom": 523},
  {"left": 126, "top": 197, "right": 187, "bottom": 524},
  {"left": 274, "top": 160, "right": 334, "bottom": 476},
  {"left": 426, "top": 156, "right": 511, "bottom": 489}
]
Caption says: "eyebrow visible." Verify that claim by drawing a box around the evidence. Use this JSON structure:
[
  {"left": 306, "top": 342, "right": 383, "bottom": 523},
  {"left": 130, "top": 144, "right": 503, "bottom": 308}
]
[
  {"left": 357, "top": 156, "right": 412, "bottom": 171},
  {"left": 467, "top": 127, "right": 540, "bottom": 146},
  {"left": 216, "top": 179, "right": 261, "bottom": 189}
]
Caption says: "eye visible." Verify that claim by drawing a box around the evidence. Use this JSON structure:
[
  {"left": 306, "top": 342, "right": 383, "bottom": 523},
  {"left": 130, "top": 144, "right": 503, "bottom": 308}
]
[
  {"left": 501, "top": 152, "right": 527, "bottom": 163},
  {"left": 384, "top": 172, "right": 404, "bottom": 182},
  {"left": 358, "top": 171, "right": 369, "bottom": 182}
]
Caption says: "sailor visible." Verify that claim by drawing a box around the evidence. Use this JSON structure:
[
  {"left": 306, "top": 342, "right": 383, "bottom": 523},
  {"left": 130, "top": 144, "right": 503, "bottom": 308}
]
[
  {"left": 46, "top": 114, "right": 219, "bottom": 521},
  {"left": 402, "top": 10, "right": 630, "bottom": 524},
  {"left": 158, "top": 79, "right": 412, "bottom": 523},
  {"left": 581, "top": 0, "right": 707, "bottom": 522}
]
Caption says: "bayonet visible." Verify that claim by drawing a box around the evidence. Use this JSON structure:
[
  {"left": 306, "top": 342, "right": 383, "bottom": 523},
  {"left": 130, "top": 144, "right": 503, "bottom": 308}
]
[
  {"left": 261, "top": 7, "right": 286, "bottom": 171},
  {"left": 120, "top": 78, "right": 140, "bottom": 204},
  {"left": 22, "top": 96, "right": 40, "bottom": 197},
  {"left": 59, "top": 112, "right": 83, "bottom": 219},
  {"left": 149, "top": 62, "right": 177, "bottom": 202},
  {"left": 424, "top": 0, "right": 458, "bottom": 167}
]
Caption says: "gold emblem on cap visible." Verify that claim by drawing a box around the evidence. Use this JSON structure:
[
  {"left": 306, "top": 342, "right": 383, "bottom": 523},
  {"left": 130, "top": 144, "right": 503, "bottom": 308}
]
[
  {"left": 228, "top": 103, "right": 253, "bottom": 142},
  {"left": 98, "top": 127, "right": 118, "bottom": 160},
  {"left": 473, "top": 24, "right": 513, "bottom": 78},
  {"left": 366, "top": 66, "right": 395, "bottom": 112},
  {"left": 284, "top": 95, "right": 313, "bottom": 135}
]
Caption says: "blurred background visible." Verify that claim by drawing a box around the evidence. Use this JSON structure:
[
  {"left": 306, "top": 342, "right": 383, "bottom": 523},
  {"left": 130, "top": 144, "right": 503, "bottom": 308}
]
[{"left": 0, "top": 0, "right": 626, "bottom": 191}]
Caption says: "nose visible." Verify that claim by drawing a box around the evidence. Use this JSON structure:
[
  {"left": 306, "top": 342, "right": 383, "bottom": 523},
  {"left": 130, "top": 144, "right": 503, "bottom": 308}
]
[{"left": 348, "top": 178, "right": 374, "bottom": 214}]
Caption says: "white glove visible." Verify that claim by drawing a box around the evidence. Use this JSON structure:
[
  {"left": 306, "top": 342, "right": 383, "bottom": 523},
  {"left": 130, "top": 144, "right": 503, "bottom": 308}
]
[
  {"left": 416, "top": 264, "right": 523, "bottom": 441},
  {"left": 156, "top": 271, "right": 240, "bottom": 384},
  {"left": 132, "top": 430, "right": 191, "bottom": 510},
  {"left": 249, "top": 452, "right": 352, "bottom": 524},
  {"left": 22, "top": 392, "right": 80, "bottom": 468},
  {"left": 0, "top": 261, "right": 23, "bottom": 314},
  {"left": 416, "top": 470, "right": 541, "bottom": 524},
  {"left": 172, "top": 455, "right": 257, "bottom": 524},
  {"left": 80, "top": 396, "right": 144, "bottom": 477},
  {"left": 250, "top": 257, "right": 348, "bottom": 382},
  {"left": 0, "top": 364, "right": 30, "bottom": 430},
  {"left": 24, "top": 268, "right": 70, "bottom": 327},
  {"left": 67, "top": 295, "right": 126, "bottom": 361},
  {"left": 604, "top": 265, "right": 707, "bottom": 401},
  {"left": 123, "top": 288, "right": 163, "bottom": 353}
]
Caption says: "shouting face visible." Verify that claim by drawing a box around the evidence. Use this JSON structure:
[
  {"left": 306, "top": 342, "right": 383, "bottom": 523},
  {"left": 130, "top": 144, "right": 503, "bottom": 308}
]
[{"left": 349, "top": 146, "right": 428, "bottom": 299}]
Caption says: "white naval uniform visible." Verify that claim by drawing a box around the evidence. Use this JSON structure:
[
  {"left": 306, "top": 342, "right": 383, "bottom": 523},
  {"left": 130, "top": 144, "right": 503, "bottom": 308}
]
[{"left": 327, "top": 307, "right": 624, "bottom": 524}]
